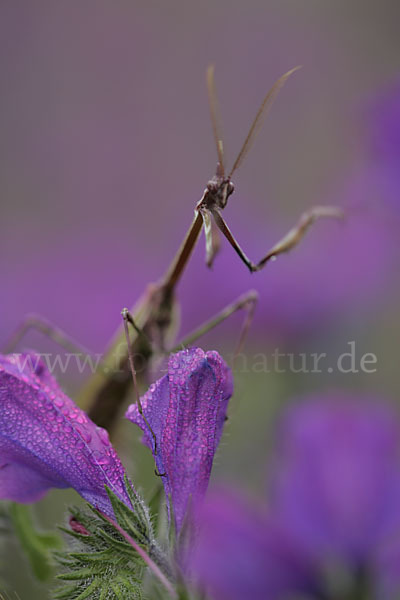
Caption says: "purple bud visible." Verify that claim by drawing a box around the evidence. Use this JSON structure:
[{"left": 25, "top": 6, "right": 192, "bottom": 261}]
[
  {"left": 0, "top": 353, "right": 131, "bottom": 516},
  {"left": 69, "top": 516, "right": 90, "bottom": 536},
  {"left": 125, "top": 348, "right": 233, "bottom": 533}
]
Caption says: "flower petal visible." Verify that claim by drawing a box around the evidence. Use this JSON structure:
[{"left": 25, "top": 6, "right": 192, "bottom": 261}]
[
  {"left": 125, "top": 348, "right": 233, "bottom": 532},
  {"left": 0, "top": 353, "right": 131, "bottom": 515}
]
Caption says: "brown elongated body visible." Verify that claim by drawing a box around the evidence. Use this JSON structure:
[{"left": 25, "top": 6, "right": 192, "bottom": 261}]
[
  {"left": 75, "top": 66, "right": 343, "bottom": 431},
  {"left": 79, "top": 213, "right": 203, "bottom": 428}
]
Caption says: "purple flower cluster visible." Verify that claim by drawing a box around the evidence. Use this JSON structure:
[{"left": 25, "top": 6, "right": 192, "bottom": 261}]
[
  {"left": 2, "top": 346, "right": 400, "bottom": 599},
  {"left": 0, "top": 348, "right": 231, "bottom": 531},
  {"left": 191, "top": 395, "right": 400, "bottom": 599}
]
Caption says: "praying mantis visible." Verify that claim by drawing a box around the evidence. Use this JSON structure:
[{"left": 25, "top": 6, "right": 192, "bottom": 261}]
[{"left": 5, "top": 66, "right": 343, "bottom": 433}]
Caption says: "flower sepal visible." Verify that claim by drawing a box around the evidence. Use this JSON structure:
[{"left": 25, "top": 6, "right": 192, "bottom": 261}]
[{"left": 54, "top": 480, "right": 175, "bottom": 600}]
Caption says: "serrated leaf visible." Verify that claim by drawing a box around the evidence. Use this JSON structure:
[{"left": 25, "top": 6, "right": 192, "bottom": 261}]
[
  {"left": 73, "top": 579, "right": 101, "bottom": 599},
  {"left": 69, "top": 550, "right": 113, "bottom": 563},
  {"left": 97, "top": 528, "right": 136, "bottom": 554},
  {"left": 58, "top": 525, "right": 92, "bottom": 542},
  {"left": 57, "top": 567, "right": 103, "bottom": 581},
  {"left": 53, "top": 584, "right": 78, "bottom": 599},
  {"left": 104, "top": 487, "right": 149, "bottom": 543},
  {"left": 53, "top": 504, "right": 152, "bottom": 600},
  {"left": 110, "top": 582, "right": 124, "bottom": 599}
]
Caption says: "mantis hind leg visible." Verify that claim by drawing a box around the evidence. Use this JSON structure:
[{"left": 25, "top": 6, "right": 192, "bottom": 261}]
[{"left": 3, "top": 313, "right": 96, "bottom": 359}]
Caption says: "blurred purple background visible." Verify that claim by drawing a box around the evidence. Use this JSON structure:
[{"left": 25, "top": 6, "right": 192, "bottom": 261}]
[
  {"left": 1, "top": 0, "right": 399, "bottom": 354},
  {"left": 1, "top": 3, "right": 400, "bottom": 596}
]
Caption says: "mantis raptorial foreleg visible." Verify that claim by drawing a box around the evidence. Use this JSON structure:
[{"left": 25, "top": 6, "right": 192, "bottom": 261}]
[{"left": 210, "top": 205, "right": 344, "bottom": 273}]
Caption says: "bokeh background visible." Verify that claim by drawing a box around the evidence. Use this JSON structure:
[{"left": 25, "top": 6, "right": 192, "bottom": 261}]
[{"left": 1, "top": 1, "right": 399, "bottom": 597}]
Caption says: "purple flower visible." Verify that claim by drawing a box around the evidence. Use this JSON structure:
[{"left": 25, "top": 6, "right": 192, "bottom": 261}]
[
  {"left": 269, "top": 394, "right": 400, "bottom": 595},
  {"left": 190, "top": 490, "right": 323, "bottom": 600},
  {"left": 362, "top": 77, "right": 400, "bottom": 216},
  {"left": 0, "top": 352, "right": 131, "bottom": 516},
  {"left": 190, "top": 394, "right": 400, "bottom": 599},
  {"left": 367, "top": 78, "right": 400, "bottom": 168},
  {"left": 125, "top": 348, "right": 233, "bottom": 533}
]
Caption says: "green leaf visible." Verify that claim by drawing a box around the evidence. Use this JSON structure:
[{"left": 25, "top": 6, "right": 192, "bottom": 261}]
[
  {"left": 53, "top": 505, "right": 149, "bottom": 599},
  {"left": 53, "top": 584, "right": 78, "bottom": 599},
  {"left": 72, "top": 579, "right": 101, "bottom": 600},
  {"left": 9, "top": 502, "right": 62, "bottom": 581},
  {"left": 53, "top": 484, "right": 177, "bottom": 599},
  {"left": 147, "top": 484, "right": 163, "bottom": 522}
]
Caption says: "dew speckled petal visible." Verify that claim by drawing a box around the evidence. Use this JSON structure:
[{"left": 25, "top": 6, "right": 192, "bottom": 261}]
[
  {"left": 0, "top": 353, "right": 131, "bottom": 516},
  {"left": 125, "top": 348, "right": 233, "bottom": 532}
]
